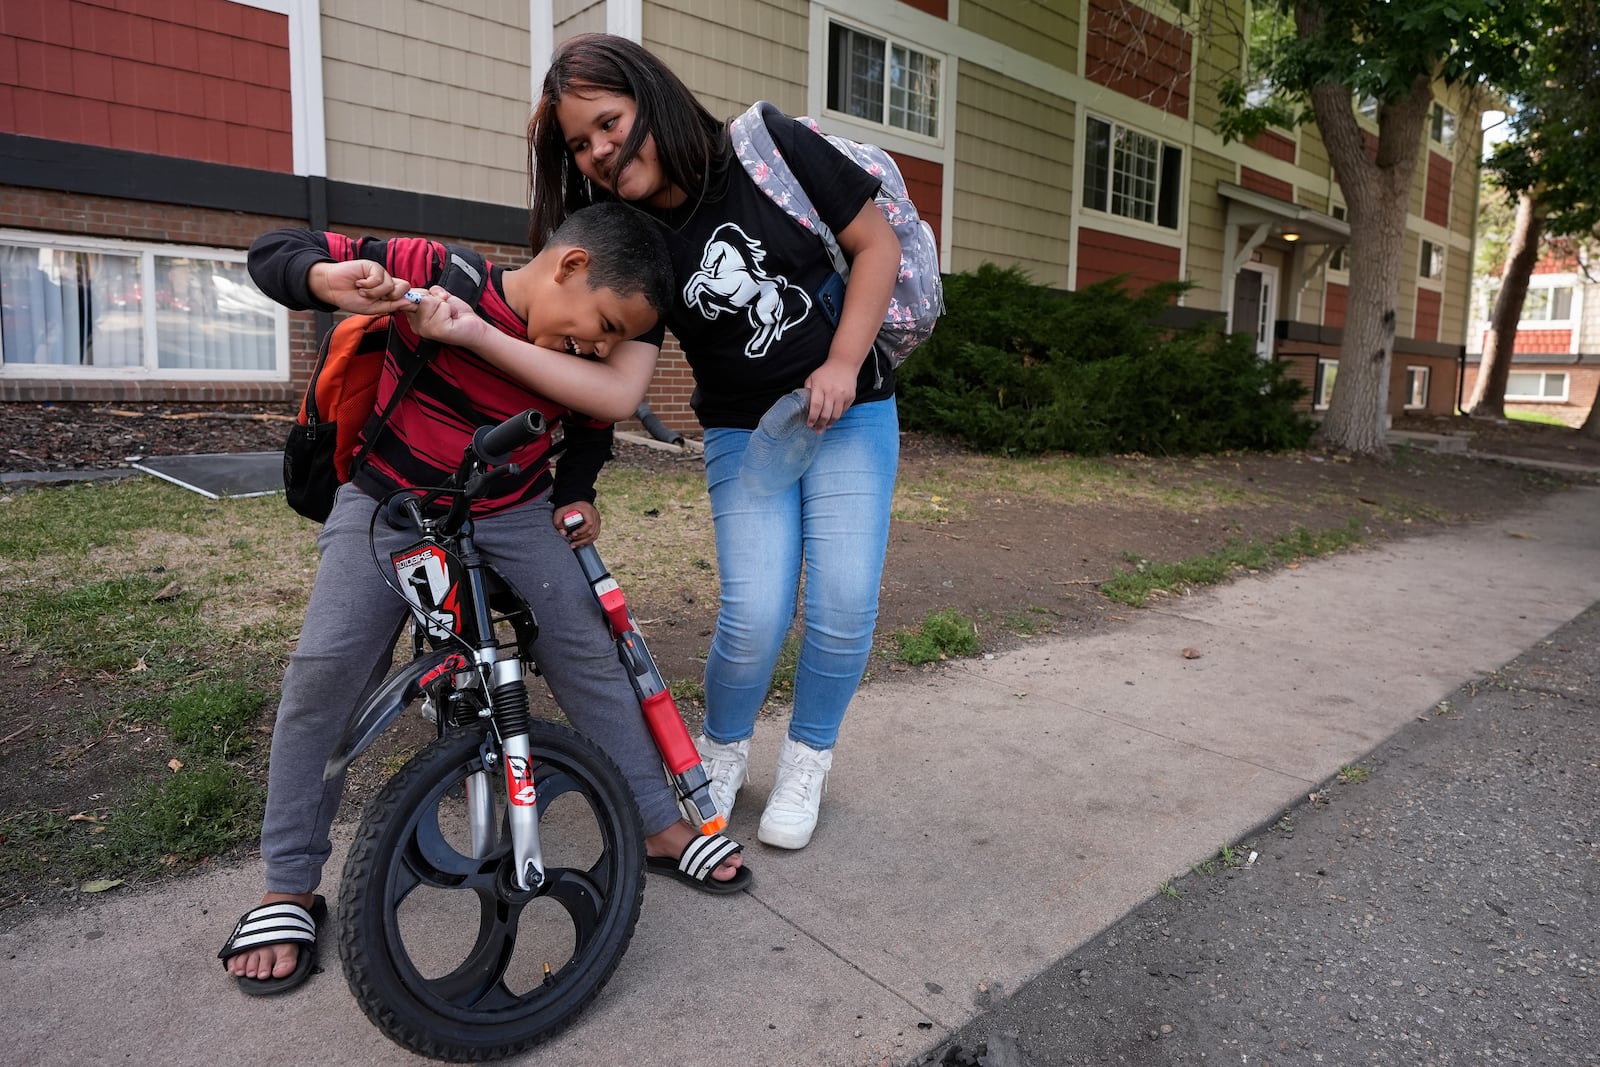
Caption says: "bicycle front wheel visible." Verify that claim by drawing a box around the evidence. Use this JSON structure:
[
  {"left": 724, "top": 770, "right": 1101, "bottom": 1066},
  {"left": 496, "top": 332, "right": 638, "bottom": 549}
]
[{"left": 338, "top": 720, "right": 645, "bottom": 1062}]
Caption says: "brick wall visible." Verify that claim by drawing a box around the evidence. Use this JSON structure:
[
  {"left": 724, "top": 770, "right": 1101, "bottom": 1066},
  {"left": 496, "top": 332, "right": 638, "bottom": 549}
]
[
  {"left": 1, "top": 185, "right": 707, "bottom": 434},
  {"left": 1459, "top": 363, "right": 1599, "bottom": 426}
]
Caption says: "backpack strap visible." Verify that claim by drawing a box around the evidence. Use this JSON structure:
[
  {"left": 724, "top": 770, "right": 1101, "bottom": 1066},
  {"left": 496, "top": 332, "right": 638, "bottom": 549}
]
[
  {"left": 349, "top": 244, "right": 490, "bottom": 475},
  {"left": 730, "top": 102, "right": 851, "bottom": 278}
]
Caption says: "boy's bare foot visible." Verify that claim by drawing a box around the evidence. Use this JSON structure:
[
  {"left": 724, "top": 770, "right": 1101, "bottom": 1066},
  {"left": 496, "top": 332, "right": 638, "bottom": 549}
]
[
  {"left": 224, "top": 892, "right": 316, "bottom": 981},
  {"left": 646, "top": 820, "right": 745, "bottom": 883}
]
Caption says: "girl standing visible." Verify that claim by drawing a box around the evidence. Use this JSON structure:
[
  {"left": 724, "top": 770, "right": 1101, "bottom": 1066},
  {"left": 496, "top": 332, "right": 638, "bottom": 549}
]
[{"left": 528, "top": 33, "right": 901, "bottom": 849}]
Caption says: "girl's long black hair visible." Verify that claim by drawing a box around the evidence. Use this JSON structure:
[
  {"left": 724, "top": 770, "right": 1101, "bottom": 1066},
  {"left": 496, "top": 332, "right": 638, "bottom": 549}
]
[{"left": 527, "top": 34, "right": 731, "bottom": 251}]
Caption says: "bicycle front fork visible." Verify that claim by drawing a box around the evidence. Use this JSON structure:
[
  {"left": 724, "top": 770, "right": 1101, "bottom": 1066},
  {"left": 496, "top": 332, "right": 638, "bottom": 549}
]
[{"left": 468, "top": 655, "right": 547, "bottom": 892}]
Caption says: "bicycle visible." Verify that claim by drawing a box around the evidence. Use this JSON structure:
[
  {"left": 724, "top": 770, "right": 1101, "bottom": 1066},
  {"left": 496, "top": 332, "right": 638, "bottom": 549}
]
[{"left": 321, "top": 408, "right": 724, "bottom": 1061}]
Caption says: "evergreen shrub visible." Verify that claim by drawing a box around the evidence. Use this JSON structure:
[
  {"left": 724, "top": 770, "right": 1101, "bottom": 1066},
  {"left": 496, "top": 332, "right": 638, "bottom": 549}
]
[{"left": 896, "top": 265, "right": 1313, "bottom": 454}]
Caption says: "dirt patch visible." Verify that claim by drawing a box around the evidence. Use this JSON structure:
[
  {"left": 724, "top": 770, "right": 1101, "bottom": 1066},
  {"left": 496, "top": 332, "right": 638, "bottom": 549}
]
[{"left": 2, "top": 402, "right": 1597, "bottom": 925}]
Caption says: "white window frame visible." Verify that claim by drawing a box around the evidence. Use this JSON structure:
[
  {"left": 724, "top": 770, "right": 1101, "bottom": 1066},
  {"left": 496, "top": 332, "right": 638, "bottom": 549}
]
[
  {"left": 1327, "top": 203, "right": 1349, "bottom": 274},
  {"left": 0, "top": 229, "right": 289, "bottom": 382},
  {"left": 1505, "top": 371, "right": 1570, "bottom": 403},
  {"left": 1429, "top": 103, "right": 1457, "bottom": 149},
  {"left": 1419, "top": 239, "right": 1445, "bottom": 281},
  {"left": 1403, "top": 365, "right": 1429, "bottom": 409},
  {"left": 1519, "top": 282, "right": 1576, "bottom": 327},
  {"left": 1081, "top": 115, "right": 1185, "bottom": 232},
  {"left": 1314, "top": 357, "right": 1338, "bottom": 410},
  {"left": 822, "top": 15, "right": 944, "bottom": 145}
]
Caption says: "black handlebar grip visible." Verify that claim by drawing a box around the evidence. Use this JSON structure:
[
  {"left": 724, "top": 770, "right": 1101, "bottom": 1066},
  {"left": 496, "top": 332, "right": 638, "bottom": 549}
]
[
  {"left": 473, "top": 409, "right": 548, "bottom": 465},
  {"left": 384, "top": 492, "right": 426, "bottom": 530}
]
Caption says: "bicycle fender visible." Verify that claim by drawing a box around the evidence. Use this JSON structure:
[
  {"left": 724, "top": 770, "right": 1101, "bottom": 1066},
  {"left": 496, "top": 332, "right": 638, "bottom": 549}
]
[{"left": 323, "top": 649, "right": 470, "bottom": 781}]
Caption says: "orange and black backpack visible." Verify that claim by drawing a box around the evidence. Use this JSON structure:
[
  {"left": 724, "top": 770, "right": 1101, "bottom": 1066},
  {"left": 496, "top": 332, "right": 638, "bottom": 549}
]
[{"left": 282, "top": 245, "right": 488, "bottom": 522}]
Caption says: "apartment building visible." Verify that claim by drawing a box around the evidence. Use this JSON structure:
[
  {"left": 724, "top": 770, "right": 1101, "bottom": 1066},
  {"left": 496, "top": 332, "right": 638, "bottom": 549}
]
[{"left": 0, "top": 0, "right": 1484, "bottom": 429}]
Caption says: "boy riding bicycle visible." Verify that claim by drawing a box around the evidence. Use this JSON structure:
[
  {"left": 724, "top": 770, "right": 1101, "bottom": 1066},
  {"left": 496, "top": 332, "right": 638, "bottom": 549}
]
[{"left": 220, "top": 202, "right": 749, "bottom": 996}]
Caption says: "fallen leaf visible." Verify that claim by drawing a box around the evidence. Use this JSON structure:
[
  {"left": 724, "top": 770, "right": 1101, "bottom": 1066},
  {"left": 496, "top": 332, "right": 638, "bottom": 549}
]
[
  {"left": 129, "top": 657, "right": 149, "bottom": 673},
  {"left": 79, "top": 878, "right": 124, "bottom": 894},
  {"left": 168, "top": 758, "right": 184, "bottom": 773},
  {"left": 1506, "top": 531, "right": 1535, "bottom": 540},
  {"left": 67, "top": 812, "right": 100, "bottom": 823},
  {"left": 1181, "top": 647, "right": 1201, "bottom": 659},
  {"left": 1286, "top": 562, "right": 1301, "bottom": 569},
  {"left": 153, "top": 581, "right": 183, "bottom": 601}
]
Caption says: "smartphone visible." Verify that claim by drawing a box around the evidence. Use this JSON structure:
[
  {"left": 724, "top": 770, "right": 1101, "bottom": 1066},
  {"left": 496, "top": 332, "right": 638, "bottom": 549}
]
[{"left": 814, "top": 271, "right": 845, "bottom": 328}]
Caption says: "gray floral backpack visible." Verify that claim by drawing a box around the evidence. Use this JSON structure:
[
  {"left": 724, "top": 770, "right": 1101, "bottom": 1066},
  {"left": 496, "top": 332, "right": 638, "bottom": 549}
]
[{"left": 730, "top": 101, "right": 943, "bottom": 368}]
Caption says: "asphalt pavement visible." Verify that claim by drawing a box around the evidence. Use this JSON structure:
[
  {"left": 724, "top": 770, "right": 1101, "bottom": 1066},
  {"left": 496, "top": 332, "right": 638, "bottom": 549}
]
[{"left": 2, "top": 483, "right": 1597, "bottom": 1067}]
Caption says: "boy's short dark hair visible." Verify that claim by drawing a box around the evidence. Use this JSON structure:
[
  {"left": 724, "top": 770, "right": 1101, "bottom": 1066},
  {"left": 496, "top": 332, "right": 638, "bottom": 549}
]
[{"left": 549, "top": 202, "right": 674, "bottom": 314}]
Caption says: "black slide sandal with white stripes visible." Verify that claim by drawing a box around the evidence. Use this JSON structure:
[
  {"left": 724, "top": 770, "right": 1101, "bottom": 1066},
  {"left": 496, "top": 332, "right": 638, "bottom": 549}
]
[
  {"left": 646, "top": 833, "right": 753, "bottom": 894},
  {"left": 217, "top": 895, "right": 327, "bottom": 996}
]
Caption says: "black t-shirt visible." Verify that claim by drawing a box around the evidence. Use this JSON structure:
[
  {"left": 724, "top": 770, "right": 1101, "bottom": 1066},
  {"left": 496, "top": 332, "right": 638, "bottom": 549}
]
[{"left": 651, "top": 111, "right": 893, "bottom": 429}]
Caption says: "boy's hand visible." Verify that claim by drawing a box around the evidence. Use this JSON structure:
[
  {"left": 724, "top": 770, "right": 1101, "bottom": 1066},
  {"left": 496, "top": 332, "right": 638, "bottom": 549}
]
[
  {"left": 556, "top": 503, "right": 602, "bottom": 548},
  {"left": 308, "top": 260, "right": 414, "bottom": 314},
  {"left": 405, "top": 287, "right": 490, "bottom": 348}
]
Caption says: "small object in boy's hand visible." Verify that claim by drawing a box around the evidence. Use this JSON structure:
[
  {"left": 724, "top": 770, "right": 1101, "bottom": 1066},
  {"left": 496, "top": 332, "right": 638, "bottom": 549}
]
[{"left": 404, "top": 288, "right": 428, "bottom": 304}]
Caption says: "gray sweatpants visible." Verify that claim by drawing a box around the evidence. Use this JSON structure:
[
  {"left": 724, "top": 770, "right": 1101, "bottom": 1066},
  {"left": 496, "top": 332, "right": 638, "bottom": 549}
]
[{"left": 259, "top": 482, "right": 682, "bottom": 894}]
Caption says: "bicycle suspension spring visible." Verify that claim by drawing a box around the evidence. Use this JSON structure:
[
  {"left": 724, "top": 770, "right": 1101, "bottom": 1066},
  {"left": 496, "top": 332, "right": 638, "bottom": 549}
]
[{"left": 490, "top": 678, "right": 532, "bottom": 739}]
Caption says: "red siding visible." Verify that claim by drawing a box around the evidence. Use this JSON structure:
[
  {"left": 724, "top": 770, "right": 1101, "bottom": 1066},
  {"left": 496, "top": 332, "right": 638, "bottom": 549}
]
[
  {"left": 1415, "top": 289, "right": 1441, "bottom": 343},
  {"left": 1075, "top": 228, "right": 1181, "bottom": 291},
  {"left": 1499, "top": 328, "right": 1574, "bottom": 355},
  {"left": 1247, "top": 129, "right": 1296, "bottom": 164},
  {"left": 1240, "top": 166, "right": 1293, "bottom": 202},
  {"left": 1, "top": 0, "right": 292, "bottom": 172},
  {"left": 1084, "top": 0, "right": 1192, "bottom": 119},
  {"left": 1324, "top": 282, "right": 1348, "bottom": 329},
  {"left": 1424, "top": 153, "right": 1452, "bottom": 228},
  {"left": 891, "top": 150, "right": 943, "bottom": 248}
]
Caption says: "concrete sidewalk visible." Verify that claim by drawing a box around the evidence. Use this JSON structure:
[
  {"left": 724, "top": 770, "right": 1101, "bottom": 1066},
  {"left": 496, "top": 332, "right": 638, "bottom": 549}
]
[{"left": 4, "top": 486, "right": 1598, "bottom": 1067}]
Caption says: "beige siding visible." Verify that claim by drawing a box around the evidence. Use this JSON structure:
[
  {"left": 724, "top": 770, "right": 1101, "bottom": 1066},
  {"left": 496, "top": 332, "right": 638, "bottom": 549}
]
[
  {"left": 1440, "top": 270, "right": 1469, "bottom": 342},
  {"left": 949, "top": 61, "right": 1073, "bottom": 284},
  {"left": 645, "top": 0, "right": 809, "bottom": 121},
  {"left": 1188, "top": 3, "right": 1244, "bottom": 131},
  {"left": 1297, "top": 128, "right": 1331, "bottom": 185},
  {"left": 1184, "top": 149, "right": 1233, "bottom": 312},
  {"left": 322, "top": 0, "right": 529, "bottom": 206},
  {"left": 959, "top": 0, "right": 1077, "bottom": 73},
  {"left": 555, "top": 0, "right": 607, "bottom": 38}
]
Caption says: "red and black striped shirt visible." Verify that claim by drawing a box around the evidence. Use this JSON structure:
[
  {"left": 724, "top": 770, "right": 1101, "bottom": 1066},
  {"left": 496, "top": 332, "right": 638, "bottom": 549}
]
[{"left": 250, "top": 230, "right": 613, "bottom": 516}]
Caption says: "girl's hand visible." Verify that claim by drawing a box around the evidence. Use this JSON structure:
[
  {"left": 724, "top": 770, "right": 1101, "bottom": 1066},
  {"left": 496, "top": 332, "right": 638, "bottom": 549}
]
[
  {"left": 803, "top": 359, "right": 859, "bottom": 429},
  {"left": 404, "top": 286, "right": 489, "bottom": 348},
  {"left": 308, "top": 260, "right": 414, "bottom": 314}
]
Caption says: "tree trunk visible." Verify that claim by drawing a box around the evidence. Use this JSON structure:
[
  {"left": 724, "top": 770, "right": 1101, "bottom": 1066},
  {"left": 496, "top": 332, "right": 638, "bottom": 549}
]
[
  {"left": 1466, "top": 191, "right": 1545, "bottom": 419},
  {"left": 1302, "top": 62, "right": 1434, "bottom": 456},
  {"left": 1581, "top": 390, "right": 1600, "bottom": 437}
]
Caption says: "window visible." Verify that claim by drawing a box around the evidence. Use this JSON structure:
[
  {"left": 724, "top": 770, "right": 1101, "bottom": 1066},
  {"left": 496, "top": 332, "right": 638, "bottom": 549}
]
[
  {"left": 1505, "top": 371, "right": 1569, "bottom": 402},
  {"left": 1243, "top": 1, "right": 1294, "bottom": 106},
  {"left": 1328, "top": 204, "right": 1348, "bottom": 272},
  {"left": 1429, "top": 103, "right": 1456, "bottom": 149},
  {"left": 1419, "top": 240, "right": 1444, "bottom": 280},
  {"left": 0, "top": 233, "right": 284, "bottom": 378},
  {"left": 1404, "top": 366, "right": 1429, "bottom": 409},
  {"left": 1521, "top": 285, "right": 1574, "bottom": 323},
  {"left": 1355, "top": 93, "right": 1379, "bottom": 121},
  {"left": 826, "top": 21, "right": 941, "bottom": 139},
  {"left": 1314, "top": 358, "right": 1338, "bottom": 409},
  {"left": 1082, "top": 116, "right": 1183, "bottom": 229}
]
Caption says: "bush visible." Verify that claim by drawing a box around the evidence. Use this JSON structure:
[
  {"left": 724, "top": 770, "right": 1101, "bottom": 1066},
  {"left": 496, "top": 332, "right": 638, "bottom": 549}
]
[{"left": 897, "top": 265, "right": 1313, "bottom": 455}]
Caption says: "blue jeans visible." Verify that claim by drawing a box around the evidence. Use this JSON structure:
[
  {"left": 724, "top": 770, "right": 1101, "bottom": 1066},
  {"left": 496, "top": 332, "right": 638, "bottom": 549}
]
[{"left": 701, "top": 396, "right": 899, "bottom": 751}]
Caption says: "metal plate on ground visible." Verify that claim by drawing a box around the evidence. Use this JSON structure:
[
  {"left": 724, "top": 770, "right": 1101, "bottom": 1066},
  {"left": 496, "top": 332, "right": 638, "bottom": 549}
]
[{"left": 131, "top": 451, "right": 283, "bottom": 499}]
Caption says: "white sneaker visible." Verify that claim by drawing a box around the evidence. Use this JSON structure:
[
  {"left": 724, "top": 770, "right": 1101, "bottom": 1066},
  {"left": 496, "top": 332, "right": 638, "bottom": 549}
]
[
  {"left": 758, "top": 738, "right": 833, "bottom": 849},
  {"left": 696, "top": 735, "right": 749, "bottom": 822}
]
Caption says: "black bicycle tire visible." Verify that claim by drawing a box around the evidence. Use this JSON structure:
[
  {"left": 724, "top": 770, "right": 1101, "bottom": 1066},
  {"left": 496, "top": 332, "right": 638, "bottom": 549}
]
[{"left": 338, "top": 721, "right": 645, "bottom": 1061}]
